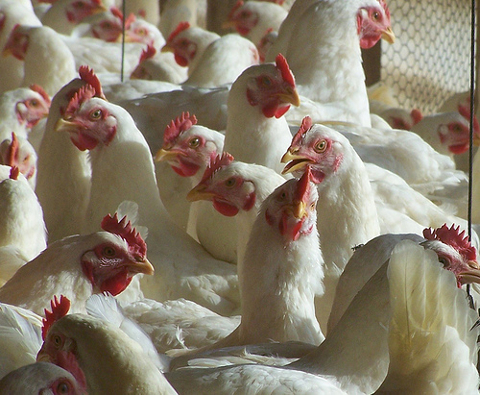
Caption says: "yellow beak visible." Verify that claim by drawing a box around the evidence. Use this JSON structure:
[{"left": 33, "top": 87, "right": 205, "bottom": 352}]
[
  {"left": 278, "top": 87, "right": 301, "bottom": 107},
  {"left": 186, "top": 184, "right": 215, "bottom": 202},
  {"left": 381, "top": 27, "right": 395, "bottom": 44}
]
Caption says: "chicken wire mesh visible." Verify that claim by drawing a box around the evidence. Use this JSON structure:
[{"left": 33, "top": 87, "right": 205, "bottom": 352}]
[{"left": 380, "top": 0, "right": 473, "bottom": 114}]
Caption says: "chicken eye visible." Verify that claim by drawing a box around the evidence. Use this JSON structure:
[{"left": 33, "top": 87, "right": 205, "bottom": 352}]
[
  {"left": 90, "top": 109, "right": 102, "bottom": 120},
  {"left": 136, "top": 28, "right": 146, "bottom": 36},
  {"left": 189, "top": 137, "right": 200, "bottom": 148},
  {"left": 53, "top": 335, "right": 62, "bottom": 348},
  {"left": 225, "top": 177, "right": 236, "bottom": 187},
  {"left": 29, "top": 99, "right": 38, "bottom": 107},
  {"left": 452, "top": 124, "right": 463, "bottom": 133},
  {"left": 258, "top": 76, "right": 272, "bottom": 88},
  {"left": 57, "top": 381, "right": 71, "bottom": 394},
  {"left": 102, "top": 22, "right": 112, "bottom": 29},
  {"left": 372, "top": 11, "right": 379, "bottom": 20},
  {"left": 314, "top": 139, "right": 327, "bottom": 153},
  {"left": 438, "top": 256, "right": 449, "bottom": 267},
  {"left": 310, "top": 201, "right": 316, "bottom": 210},
  {"left": 103, "top": 246, "right": 116, "bottom": 257},
  {"left": 278, "top": 191, "right": 287, "bottom": 201}
]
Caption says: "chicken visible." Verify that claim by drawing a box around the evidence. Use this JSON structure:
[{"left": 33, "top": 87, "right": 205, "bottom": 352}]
[
  {"left": 0, "top": 165, "right": 46, "bottom": 286},
  {"left": 0, "top": 362, "right": 86, "bottom": 394},
  {"left": 223, "top": 0, "right": 287, "bottom": 48},
  {"left": 35, "top": 68, "right": 97, "bottom": 242},
  {"left": 187, "top": 153, "right": 286, "bottom": 269},
  {"left": 85, "top": 293, "right": 170, "bottom": 372},
  {"left": 375, "top": 240, "right": 480, "bottom": 393},
  {"left": 0, "top": 133, "right": 37, "bottom": 189},
  {"left": 410, "top": 107, "right": 480, "bottom": 170},
  {"left": 0, "top": 213, "right": 154, "bottom": 315},
  {"left": 161, "top": 21, "right": 219, "bottom": 75},
  {"left": 369, "top": 100, "right": 423, "bottom": 130},
  {"left": 171, "top": 167, "right": 324, "bottom": 368},
  {"left": 70, "top": 7, "right": 125, "bottom": 42},
  {"left": 269, "top": 0, "right": 395, "bottom": 127},
  {"left": 41, "top": 0, "right": 106, "bottom": 35},
  {"left": 184, "top": 34, "right": 260, "bottom": 88},
  {"left": 282, "top": 117, "right": 381, "bottom": 332},
  {"left": 0, "top": 85, "right": 51, "bottom": 141},
  {"left": 130, "top": 45, "right": 188, "bottom": 84},
  {"left": 153, "top": 112, "right": 221, "bottom": 230},
  {"left": 166, "top": 226, "right": 480, "bottom": 394},
  {"left": 224, "top": 53, "right": 300, "bottom": 174},
  {"left": 55, "top": 78, "right": 239, "bottom": 315},
  {"left": 3, "top": 24, "right": 77, "bottom": 97},
  {"left": 0, "top": 0, "right": 42, "bottom": 93},
  {"left": 37, "top": 306, "right": 177, "bottom": 394},
  {"left": 292, "top": 228, "right": 480, "bottom": 394},
  {"left": 159, "top": 0, "right": 207, "bottom": 38}
]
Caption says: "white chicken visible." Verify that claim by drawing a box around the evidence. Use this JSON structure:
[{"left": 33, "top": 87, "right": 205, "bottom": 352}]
[
  {"left": 130, "top": 44, "right": 188, "bottom": 84},
  {"left": 224, "top": 53, "right": 300, "bottom": 174},
  {"left": 3, "top": 24, "right": 77, "bottom": 97},
  {"left": 0, "top": 133, "right": 38, "bottom": 189},
  {"left": 37, "top": 307, "right": 177, "bottom": 394},
  {"left": 282, "top": 117, "right": 381, "bottom": 332},
  {"left": 55, "top": 78, "right": 239, "bottom": 315},
  {"left": 41, "top": 0, "right": 106, "bottom": 35},
  {"left": 0, "top": 165, "right": 46, "bottom": 286},
  {"left": 0, "top": 361, "right": 86, "bottom": 394},
  {"left": 184, "top": 33, "right": 260, "bottom": 88},
  {"left": 0, "top": 213, "right": 154, "bottom": 315},
  {"left": 35, "top": 68, "right": 97, "bottom": 242},
  {"left": 0, "top": 85, "right": 51, "bottom": 141},
  {"left": 154, "top": 111, "right": 222, "bottom": 230},
  {"left": 0, "top": 0, "right": 42, "bottom": 93},
  {"left": 270, "top": 0, "right": 395, "bottom": 127},
  {"left": 187, "top": 152, "right": 286, "bottom": 270},
  {"left": 171, "top": 168, "right": 324, "bottom": 367},
  {"left": 223, "top": 0, "right": 287, "bottom": 48},
  {"left": 161, "top": 21, "right": 219, "bottom": 75}
]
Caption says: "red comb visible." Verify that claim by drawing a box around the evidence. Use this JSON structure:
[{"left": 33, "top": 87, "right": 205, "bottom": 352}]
[
  {"left": 139, "top": 45, "right": 156, "bottom": 63},
  {"left": 292, "top": 116, "right": 313, "bottom": 147},
  {"left": 163, "top": 112, "right": 198, "bottom": 148},
  {"left": 124, "top": 13, "right": 136, "bottom": 30},
  {"left": 410, "top": 108, "right": 423, "bottom": 125},
  {"left": 78, "top": 65, "right": 106, "bottom": 100},
  {"left": 423, "top": 224, "right": 477, "bottom": 261},
  {"left": 458, "top": 101, "right": 480, "bottom": 133},
  {"left": 200, "top": 152, "right": 234, "bottom": 184},
  {"left": 110, "top": 6, "right": 123, "bottom": 20},
  {"left": 228, "top": 0, "right": 244, "bottom": 20},
  {"left": 64, "top": 84, "right": 96, "bottom": 120},
  {"left": 9, "top": 166, "right": 19, "bottom": 180},
  {"left": 29, "top": 84, "right": 51, "bottom": 107},
  {"left": 275, "top": 54, "right": 295, "bottom": 88},
  {"left": 167, "top": 21, "right": 190, "bottom": 44},
  {"left": 295, "top": 165, "right": 312, "bottom": 202},
  {"left": 42, "top": 295, "right": 71, "bottom": 340},
  {"left": 5, "top": 132, "right": 18, "bottom": 167},
  {"left": 101, "top": 213, "right": 147, "bottom": 259}
]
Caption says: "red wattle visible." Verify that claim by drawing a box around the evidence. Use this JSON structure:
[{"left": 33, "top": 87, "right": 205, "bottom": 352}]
[{"left": 213, "top": 198, "right": 240, "bottom": 217}]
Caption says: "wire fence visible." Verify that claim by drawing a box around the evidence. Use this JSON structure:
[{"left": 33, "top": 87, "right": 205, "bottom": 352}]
[{"left": 380, "top": 0, "right": 472, "bottom": 114}]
